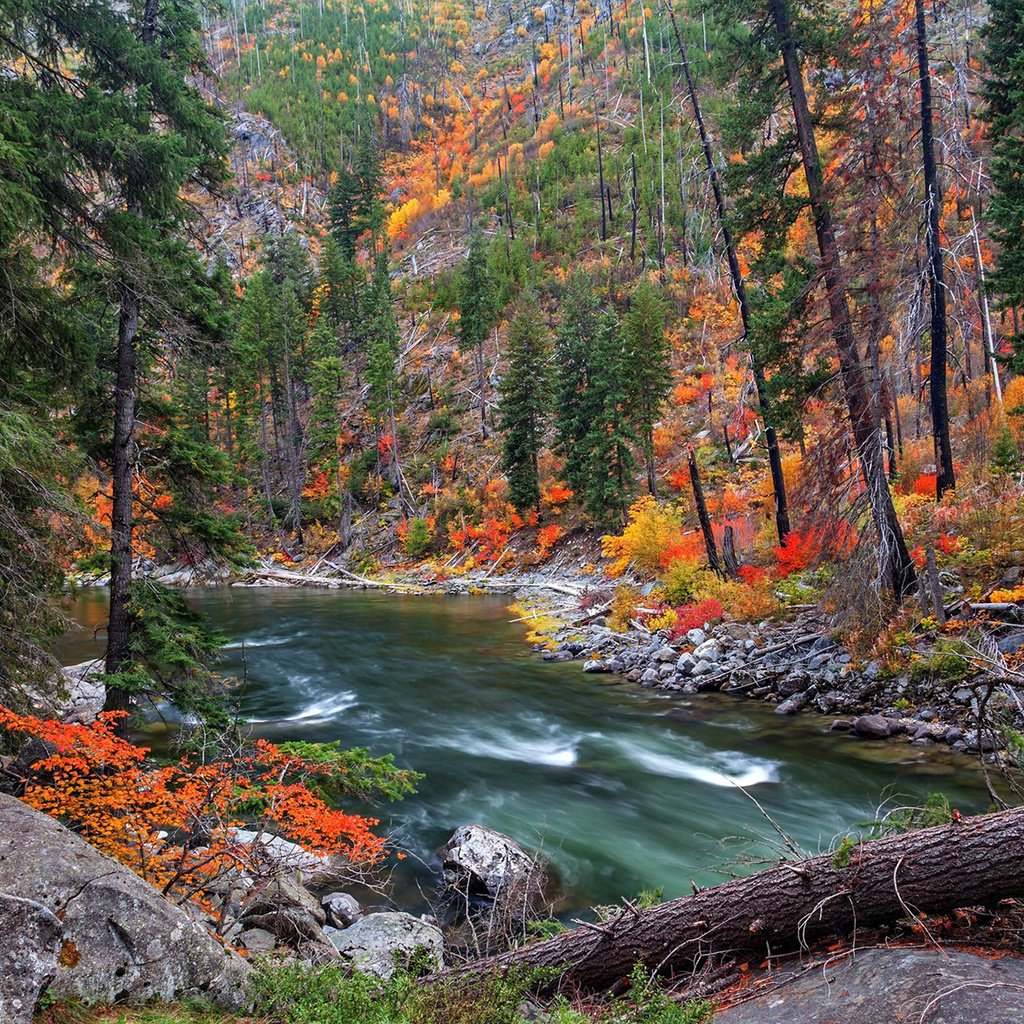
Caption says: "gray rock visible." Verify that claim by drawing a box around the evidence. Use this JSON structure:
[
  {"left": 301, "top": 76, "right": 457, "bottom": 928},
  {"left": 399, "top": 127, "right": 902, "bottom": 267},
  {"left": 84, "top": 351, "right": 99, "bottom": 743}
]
[
  {"left": 55, "top": 661, "right": 107, "bottom": 723},
  {"left": 775, "top": 693, "right": 808, "bottom": 716},
  {"left": 0, "top": 893, "right": 62, "bottom": 1024},
  {"left": 653, "top": 645, "right": 677, "bottom": 662},
  {"left": 658, "top": 663, "right": 675, "bottom": 680},
  {"left": 229, "top": 828, "right": 329, "bottom": 876},
  {"left": 675, "top": 652, "right": 696, "bottom": 674},
  {"left": 0, "top": 793, "right": 248, "bottom": 1008},
  {"left": 685, "top": 628, "right": 707, "bottom": 646},
  {"left": 944, "top": 727, "right": 963, "bottom": 744},
  {"left": 640, "top": 668, "right": 660, "bottom": 686},
  {"left": 322, "top": 891, "right": 362, "bottom": 929},
  {"left": 853, "top": 714, "right": 891, "bottom": 739},
  {"left": 328, "top": 912, "right": 443, "bottom": 979},
  {"left": 690, "top": 659, "right": 715, "bottom": 677},
  {"left": 715, "top": 946, "right": 1024, "bottom": 1024},
  {"left": 240, "top": 873, "right": 326, "bottom": 945},
  {"left": 237, "top": 927, "right": 277, "bottom": 954},
  {"left": 441, "top": 824, "right": 544, "bottom": 900},
  {"left": 692, "top": 639, "right": 721, "bottom": 662},
  {"left": 829, "top": 719, "right": 854, "bottom": 732},
  {"left": 582, "top": 659, "right": 611, "bottom": 673}
]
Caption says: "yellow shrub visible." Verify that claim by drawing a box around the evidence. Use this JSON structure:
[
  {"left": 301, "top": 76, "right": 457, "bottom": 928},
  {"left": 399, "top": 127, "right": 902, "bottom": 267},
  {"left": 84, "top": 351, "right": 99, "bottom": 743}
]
[
  {"left": 692, "top": 574, "right": 783, "bottom": 623},
  {"left": 608, "top": 584, "right": 643, "bottom": 633},
  {"left": 601, "top": 497, "right": 687, "bottom": 578}
]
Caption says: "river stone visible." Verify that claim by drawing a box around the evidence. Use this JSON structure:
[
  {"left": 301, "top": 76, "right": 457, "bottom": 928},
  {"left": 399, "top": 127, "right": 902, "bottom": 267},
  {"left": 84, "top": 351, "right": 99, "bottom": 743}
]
[
  {"left": 640, "top": 668, "right": 661, "bottom": 686},
  {"left": 692, "top": 639, "right": 721, "bottom": 662},
  {"left": 322, "top": 891, "right": 362, "bottom": 928},
  {"left": 676, "top": 652, "right": 696, "bottom": 674},
  {"left": 0, "top": 892, "right": 62, "bottom": 1024},
  {"left": 852, "top": 714, "right": 891, "bottom": 739},
  {"left": 328, "top": 912, "right": 443, "bottom": 979},
  {"left": 653, "top": 645, "right": 677, "bottom": 662},
  {"left": 690, "top": 659, "right": 715, "bottom": 677},
  {"left": 441, "top": 824, "right": 544, "bottom": 900},
  {"left": 685, "top": 628, "right": 707, "bottom": 646},
  {"left": 0, "top": 793, "right": 249, "bottom": 1008},
  {"left": 237, "top": 927, "right": 277, "bottom": 954},
  {"left": 582, "top": 659, "right": 611, "bottom": 673},
  {"left": 775, "top": 693, "right": 807, "bottom": 716},
  {"left": 714, "top": 946, "right": 1024, "bottom": 1024}
]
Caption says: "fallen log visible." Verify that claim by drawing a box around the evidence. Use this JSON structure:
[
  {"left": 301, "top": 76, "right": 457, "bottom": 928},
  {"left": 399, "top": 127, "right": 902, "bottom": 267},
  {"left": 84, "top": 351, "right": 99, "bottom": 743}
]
[{"left": 446, "top": 807, "right": 1024, "bottom": 992}]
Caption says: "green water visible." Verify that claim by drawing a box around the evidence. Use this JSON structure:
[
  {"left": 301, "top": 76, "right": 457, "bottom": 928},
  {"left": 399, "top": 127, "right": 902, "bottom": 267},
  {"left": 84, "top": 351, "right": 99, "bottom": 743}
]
[{"left": 60, "top": 587, "right": 987, "bottom": 913}]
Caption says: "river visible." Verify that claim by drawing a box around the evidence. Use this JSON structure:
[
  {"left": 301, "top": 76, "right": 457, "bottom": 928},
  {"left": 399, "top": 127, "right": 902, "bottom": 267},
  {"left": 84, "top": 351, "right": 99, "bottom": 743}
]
[{"left": 60, "top": 586, "right": 987, "bottom": 914}]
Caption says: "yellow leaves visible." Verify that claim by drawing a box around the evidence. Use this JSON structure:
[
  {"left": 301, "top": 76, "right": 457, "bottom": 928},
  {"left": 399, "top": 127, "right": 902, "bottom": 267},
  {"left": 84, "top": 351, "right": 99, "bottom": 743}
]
[
  {"left": 387, "top": 197, "right": 421, "bottom": 240},
  {"left": 450, "top": 59, "right": 466, "bottom": 74},
  {"left": 538, "top": 139, "right": 555, "bottom": 161}
]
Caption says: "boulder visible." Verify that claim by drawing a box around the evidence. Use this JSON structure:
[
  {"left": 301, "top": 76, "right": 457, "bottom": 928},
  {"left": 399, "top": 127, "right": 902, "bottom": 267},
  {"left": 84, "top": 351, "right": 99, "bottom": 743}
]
[
  {"left": 322, "top": 891, "right": 362, "bottom": 929},
  {"left": 328, "top": 912, "right": 443, "bottom": 979},
  {"left": 775, "top": 693, "right": 808, "bottom": 716},
  {"left": 0, "top": 794, "right": 249, "bottom": 1008},
  {"left": 441, "top": 824, "right": 545, "bottom": 901},
  {"left": 0, "top": 893, "right": 62, "bottom": 1024},
  {"left": 237, "top": 927, "right": 277, "bottom": 954},
  {"left": 49, "top": 660, "right": 107, "bottom": 724},
  {"left": 853, "top": 714, "right": 892, "bottom": 739},
  {"left": 239, "top": 872, "right": 327, "bottom": 945}
]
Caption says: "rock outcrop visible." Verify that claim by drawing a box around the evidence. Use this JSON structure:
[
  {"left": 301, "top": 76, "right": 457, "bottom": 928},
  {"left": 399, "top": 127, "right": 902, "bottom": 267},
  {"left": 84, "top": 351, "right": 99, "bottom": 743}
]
[{"left": 0, "top": 794, "right": 249, "bottom": 1008}]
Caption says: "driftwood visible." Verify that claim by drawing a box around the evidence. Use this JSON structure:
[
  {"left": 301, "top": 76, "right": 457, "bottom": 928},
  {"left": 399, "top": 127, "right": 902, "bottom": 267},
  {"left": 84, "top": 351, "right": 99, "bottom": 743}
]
[{"left": 446, "top": 807, "right": 1024, "bottom": 993}]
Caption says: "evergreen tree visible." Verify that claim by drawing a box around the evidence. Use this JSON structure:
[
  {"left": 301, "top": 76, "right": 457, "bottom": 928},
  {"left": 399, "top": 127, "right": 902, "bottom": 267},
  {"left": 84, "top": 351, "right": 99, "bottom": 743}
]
[
  {"left": 553, "top": 272, "right": 600, "bottom": 496},
  {"left": 500, "top": 292, "right": 551, "bottom": 512},
  {"left": 458, "top": 225, "right": 494, "bottom": 437},
  {"left": 364, "top": 252, "right": 401, "bottom": 424},
  {"left": 583, "top": 311, "right": 637, "bottom": 526},
  {"left": 621, "top": 279, "right": 671, "bottom": 497},
  {"left": 983, "top": 0, "right": 1024, "bottom": 371}
]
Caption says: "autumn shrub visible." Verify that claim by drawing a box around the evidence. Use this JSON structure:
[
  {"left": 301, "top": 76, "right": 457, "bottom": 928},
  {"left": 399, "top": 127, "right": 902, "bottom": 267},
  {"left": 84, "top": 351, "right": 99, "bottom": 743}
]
[
  {"left": 692, "top": 575, "right": 783, "bottom": 624},
  {"left": 608, "top": 584, "right": 643, "bottom": 632},
  {"left": 661, "top": 561, "right": 713, "bottom": 606},
  {"left": 0, "top": 709, "right": 399, "bottom": 909},
  {"left": 601, "top": 497, "right": 690, "bottom": 577},
  {"left": 666, "top": 599, "right": 724, "bottom": 639}
]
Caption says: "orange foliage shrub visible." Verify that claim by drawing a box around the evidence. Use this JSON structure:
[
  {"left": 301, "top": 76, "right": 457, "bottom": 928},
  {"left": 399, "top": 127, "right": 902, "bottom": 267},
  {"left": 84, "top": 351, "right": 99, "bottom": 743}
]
[
  {"left": 601, "top": 497, "right": 691, "bottom": 577},
  {"left": 667, "top": 598, "right": 724, "bottom": 639},
  {"left": 0, "top": 709, "right": 386, "bottom": 909},
  {"left": 536, "top": 524, "right": 564, "bottom": 559},
  {"left": 775, "top": 523, "right": 854, "bottom": 576}
]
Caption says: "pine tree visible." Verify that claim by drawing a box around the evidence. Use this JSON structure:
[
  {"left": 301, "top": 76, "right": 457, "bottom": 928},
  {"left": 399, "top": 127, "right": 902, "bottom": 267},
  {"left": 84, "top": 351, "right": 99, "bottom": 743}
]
[
  {"left": 364, "top": 252, "right": 401, "bottom": 424},
  {"left": 583, "top": 311, "right": 637, "bottom": 526},
  {"left": 458, "top": 225, "right": 494, "bottom": 437},
  {"left": 500, "top": 292, "right": 551, "bottom": 512},
  {"left": 983, "top": 0, "right": 1024, "bottom": 371},
  {"left": 553, "top": 272, "right": 600, "bottom": 497},
  {"left": 622, "top": 278, "right": 671, "bottom": 497}
]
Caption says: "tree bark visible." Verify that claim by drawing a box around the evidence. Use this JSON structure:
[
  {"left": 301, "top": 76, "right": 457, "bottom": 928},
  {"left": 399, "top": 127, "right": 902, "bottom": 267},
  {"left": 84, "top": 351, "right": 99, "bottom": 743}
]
[
  {"left": 915, "top": 0, "right": 955, "bottom": 500},
  {"left": 103, "top": 283, "right": 140, "bottom": 729},
  {"left": 449, "top": 806, "right": 1024, "bottom": 992},
  {"left": 769, "top": 0, "right": 916, "bottom": 601},
  {"left": 666, "top": 2, "right": 790, "bottom": 545}
]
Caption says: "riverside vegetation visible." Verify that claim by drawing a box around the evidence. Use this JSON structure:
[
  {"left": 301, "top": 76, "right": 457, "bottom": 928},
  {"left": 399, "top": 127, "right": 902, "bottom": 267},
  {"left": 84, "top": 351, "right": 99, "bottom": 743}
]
[{"left": 5, "top": 0, "right": 1024, "bottom": 1019}]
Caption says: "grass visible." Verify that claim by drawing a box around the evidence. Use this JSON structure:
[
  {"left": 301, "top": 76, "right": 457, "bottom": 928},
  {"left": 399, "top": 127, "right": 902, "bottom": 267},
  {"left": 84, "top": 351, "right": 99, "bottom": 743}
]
[{"left": 37, "top": 962, "right": 715, "bottom": 1024}]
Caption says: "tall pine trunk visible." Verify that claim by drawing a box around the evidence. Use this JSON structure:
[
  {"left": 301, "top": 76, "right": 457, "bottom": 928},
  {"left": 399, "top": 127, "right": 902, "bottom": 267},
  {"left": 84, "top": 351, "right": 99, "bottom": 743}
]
[
  {"left": 770, "top": 0, "right": 916, "bottom": 601},
  {"left": 915, "top": 0, "right": 955, "bottom": 500},
  {"left": 667, "top": 3, "right": 790, "bottom": 544}
]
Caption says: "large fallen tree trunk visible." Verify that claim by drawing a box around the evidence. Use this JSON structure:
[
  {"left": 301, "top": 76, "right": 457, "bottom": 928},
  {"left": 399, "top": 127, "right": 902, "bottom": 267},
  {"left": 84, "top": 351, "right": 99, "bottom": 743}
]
[{"left": 447, "top": 807, "right": 1024, "bottom": 992}]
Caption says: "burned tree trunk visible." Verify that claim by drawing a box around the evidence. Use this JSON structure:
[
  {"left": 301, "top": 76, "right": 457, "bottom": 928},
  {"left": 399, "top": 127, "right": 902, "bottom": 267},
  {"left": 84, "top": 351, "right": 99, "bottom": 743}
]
[
  {"left": 688, "top": 444, "right": 722, "bottom": 576},
  {"left": 448, "top": 807, "right": 1024, "bottom": 993}
]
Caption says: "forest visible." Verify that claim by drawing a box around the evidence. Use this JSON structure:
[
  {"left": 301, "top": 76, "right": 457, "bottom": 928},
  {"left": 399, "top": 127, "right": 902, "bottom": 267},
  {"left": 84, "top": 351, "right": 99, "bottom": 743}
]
[{"left": 3, "top": 0, "right": 1024, "bottom": 1020}]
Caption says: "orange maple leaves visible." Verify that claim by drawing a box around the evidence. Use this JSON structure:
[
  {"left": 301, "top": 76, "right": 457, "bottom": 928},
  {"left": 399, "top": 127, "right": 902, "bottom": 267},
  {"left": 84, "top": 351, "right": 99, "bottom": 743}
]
[{"left": 0, "top": 708, "right": 386, "bottom": 909}]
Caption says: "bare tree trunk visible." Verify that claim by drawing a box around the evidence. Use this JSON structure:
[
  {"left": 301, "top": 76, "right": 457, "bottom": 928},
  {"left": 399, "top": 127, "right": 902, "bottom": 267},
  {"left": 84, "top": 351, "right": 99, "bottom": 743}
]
[
  {"left": 450, "top": 806, "right": 1024, "bottom": 992},
  {"left": 915, "top": 0, "right": 955, "bottom": 500},
  {"left": 666, "top": 2, "right": 790, "bottom": 544},
  {"left": 770, "top": 0, "right": 916, "bottom": 601},
  {"left": 688, "top": 445, "right": 722, "bottom": 575}
]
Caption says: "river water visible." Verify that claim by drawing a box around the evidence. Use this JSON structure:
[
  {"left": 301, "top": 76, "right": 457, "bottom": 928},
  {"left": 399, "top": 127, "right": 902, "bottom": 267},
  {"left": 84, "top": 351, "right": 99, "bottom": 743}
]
[{"left": 60, "top": 587, "right": 987, "bottom": 913}]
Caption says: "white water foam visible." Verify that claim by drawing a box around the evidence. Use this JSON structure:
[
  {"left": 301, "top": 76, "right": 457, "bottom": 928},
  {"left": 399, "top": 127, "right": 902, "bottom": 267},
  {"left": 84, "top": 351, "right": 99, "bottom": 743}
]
[
  {"left": 434, "top": 728, "right": 579, "bottom": 767},
  {"left": 223, "top": 636, "right": 290, "bottom": 649},
  {"left": 627, "top": 747, "right": 779, "bottom": 788},
  {"left": 249, "top": 691, "right": 358, "bottom": 724}
]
